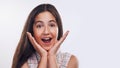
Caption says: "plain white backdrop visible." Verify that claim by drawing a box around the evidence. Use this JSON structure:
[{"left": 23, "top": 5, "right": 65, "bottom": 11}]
[{"left": 0, "top": 0, "right": 120, "bottom": 68}]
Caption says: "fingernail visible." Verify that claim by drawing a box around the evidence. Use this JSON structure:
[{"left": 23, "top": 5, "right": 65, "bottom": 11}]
[
  {"left": 26, "top": 32, "right": 30, "bottom": 35},
  {"left": 27, "top": 32, "right": 29, "bottom": 34},
  {"left": 67, "top": 30, "right": 70, "bottom": 33}
]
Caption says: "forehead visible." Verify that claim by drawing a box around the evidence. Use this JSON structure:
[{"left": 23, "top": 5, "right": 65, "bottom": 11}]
[{"left": 35, "top": 11, "right": 56, "bottom": 22}]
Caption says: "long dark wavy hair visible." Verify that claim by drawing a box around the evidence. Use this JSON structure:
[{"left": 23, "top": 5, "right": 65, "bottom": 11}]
[{"left": 12, "top": 3, "right": 63, "bottom": 68}]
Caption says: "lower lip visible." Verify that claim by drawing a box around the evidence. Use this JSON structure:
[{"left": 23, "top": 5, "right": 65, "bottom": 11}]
[{"left": 42, "top": 41, "right": 51, "bottom": 45}]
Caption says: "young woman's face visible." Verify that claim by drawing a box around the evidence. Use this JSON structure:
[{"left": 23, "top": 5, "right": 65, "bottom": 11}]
[{"left": 33, "top": 11, "right": 58, "bottom": 51}]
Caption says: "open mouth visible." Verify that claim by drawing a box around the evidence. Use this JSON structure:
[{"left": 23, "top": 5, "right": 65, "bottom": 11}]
[{"left": 41, "top": 37, "right": 52, "bottom": 43}]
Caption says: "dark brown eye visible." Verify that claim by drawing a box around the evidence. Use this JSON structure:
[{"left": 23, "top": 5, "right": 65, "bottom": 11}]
[
  {"left": 36, "top": 24, "right": 42, "bottom": 28},
  {"left": 50, "top": 24, "right": 55, "bottom": 27},
  {"left": 49, "top": 23, "right": 56, "bottom": 27}
]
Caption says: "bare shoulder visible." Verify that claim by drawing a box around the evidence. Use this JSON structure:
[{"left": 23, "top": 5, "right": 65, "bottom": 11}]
[
  {"left": 67, "top": 55, "right": 79, "bottom": 68},
  {"left": 21, "top": 62, "right": 29, "bottom": 68}
]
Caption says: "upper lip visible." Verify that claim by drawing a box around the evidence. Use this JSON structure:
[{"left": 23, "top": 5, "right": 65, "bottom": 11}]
[
  {"left": 41, "top": 36, "right": 52, "bottom": 39},
  {"left": 41, "top": 36, "right": 52, "bottom": 41}
]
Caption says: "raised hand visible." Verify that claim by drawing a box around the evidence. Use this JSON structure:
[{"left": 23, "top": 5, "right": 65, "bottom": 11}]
[
  {"left": 48, "top": 31, "right": 69, "bottom": 56},
  {"left": 27, "top": 32, "right": 47, "bottom": 57}
]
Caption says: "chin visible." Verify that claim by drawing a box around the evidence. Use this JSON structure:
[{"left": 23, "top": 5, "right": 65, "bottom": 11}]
[{"left": 43, "top": 47, "right": 52, "bottom": 51}]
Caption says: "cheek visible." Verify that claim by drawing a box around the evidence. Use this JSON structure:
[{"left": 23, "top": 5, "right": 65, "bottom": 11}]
[
  {"left": 33, "top": 28, "right": 42, "bottom": 40},
  {"left": 51, "top": 28, "right": 58, "bottom": 38},
  {"left": 33, "top": 31, "right": 42, "bottom": 44},
  {"left": 33, "top": 32, "right": 39, "bottom": 41}
]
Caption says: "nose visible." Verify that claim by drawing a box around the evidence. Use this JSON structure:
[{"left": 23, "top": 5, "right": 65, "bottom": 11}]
[{"left": 43, "top": 26, "right": 50, "bottom": 35}]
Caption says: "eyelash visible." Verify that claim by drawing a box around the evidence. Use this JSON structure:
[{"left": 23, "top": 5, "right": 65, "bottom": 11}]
[
  {"left": 35, "top": 23, "right": 56, "bottom": 28},
  {"left": 36, "top": 24, "right": 42, "bottom": 28},
  {"left": 49, "top": 24, "right": 55, "bottom": 27}
]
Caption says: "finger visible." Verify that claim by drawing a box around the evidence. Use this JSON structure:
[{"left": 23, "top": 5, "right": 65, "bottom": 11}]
[
  {"left": 26, "top": 32, "right": 42, "bottom": 49},
  {"left": 48, "top": 31, "right": 69, "bottom": 55},
  {"left": 58, "top": 30, "right": 69, "bottom": 44},
  {"left": 26, "top": 32, "right": 36, "bottom": 46},
  {"left": 55, "top": 30, "right": 69, "bottom": 47}
]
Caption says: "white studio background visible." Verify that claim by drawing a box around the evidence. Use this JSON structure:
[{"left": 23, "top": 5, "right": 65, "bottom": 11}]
[{"left": 0, "top": 0, "right": 120, "bottom": 68}]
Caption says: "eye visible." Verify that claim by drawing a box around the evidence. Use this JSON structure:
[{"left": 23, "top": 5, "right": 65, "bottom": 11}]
[
  {"left": 36, "top": 24, "right": 43, "bottom": 28},
  {"left": 49, "top": 23, "right": 56, "bottom": 27}
]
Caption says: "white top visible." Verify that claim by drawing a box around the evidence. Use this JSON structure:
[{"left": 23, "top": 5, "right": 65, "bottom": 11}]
[{"left": 27, "top": 51, "right": 72, "bottom": 68}]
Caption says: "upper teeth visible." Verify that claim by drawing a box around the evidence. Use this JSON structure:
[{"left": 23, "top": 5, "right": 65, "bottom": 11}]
[{"left": 43, "top": 38, "right": 50, "bottom": 40}]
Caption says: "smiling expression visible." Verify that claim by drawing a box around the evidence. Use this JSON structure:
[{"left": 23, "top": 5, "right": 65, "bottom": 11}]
[{"left": 33, "top": 11, "right": 58, "bottom": 51}]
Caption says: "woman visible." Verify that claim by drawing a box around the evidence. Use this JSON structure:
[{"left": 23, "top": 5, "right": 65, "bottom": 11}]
[{"left": 12, "top": 3, "right": 78, "bottom": 68}]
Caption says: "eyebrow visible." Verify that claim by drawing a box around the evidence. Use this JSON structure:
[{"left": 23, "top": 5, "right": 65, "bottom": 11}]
[
  {"left": 49, "top": 20, "right": 56, "bottom": 23},
  {"left": 34, "top": 19, "right": 56, "bottom": 24},
  {"left": 34, "top": 21, "right": 43, "bottom": 24}
]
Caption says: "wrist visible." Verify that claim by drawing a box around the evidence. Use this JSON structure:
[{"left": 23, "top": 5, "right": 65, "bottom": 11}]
[
  {"left": 47, "top": 54, "right": 56, "bottom": 60},
  {"left": 48, "top": 53, "right": 56, "bottom": 57},
  {"left": 38, "top": 52, "right": 47, "bottom": 57}
]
